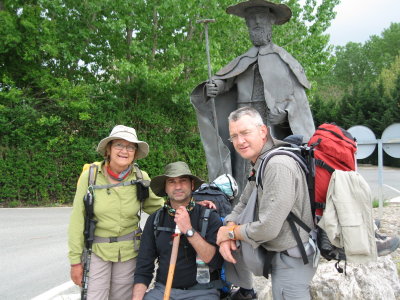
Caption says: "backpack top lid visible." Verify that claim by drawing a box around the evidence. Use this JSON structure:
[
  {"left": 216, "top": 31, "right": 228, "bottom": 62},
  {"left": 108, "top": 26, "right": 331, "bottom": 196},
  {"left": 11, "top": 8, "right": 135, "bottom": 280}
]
[
  {"left": 212, "top": 174, "right": 239, "bottom": 199},
  {"left": 309, "top": 123, "right": 357, "bottom": 171}
]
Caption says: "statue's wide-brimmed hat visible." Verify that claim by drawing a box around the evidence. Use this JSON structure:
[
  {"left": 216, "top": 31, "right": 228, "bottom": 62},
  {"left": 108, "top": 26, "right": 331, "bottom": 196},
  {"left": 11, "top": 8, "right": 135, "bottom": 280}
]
[
  {"left": 150, "top": 161, "right": 204, "bottom": 197},
  {"left": 227, "top": 0, "right": 292, "bottom": 25},
  {"left": 96, "top": 125, "right": 149, "bottom": 159}
]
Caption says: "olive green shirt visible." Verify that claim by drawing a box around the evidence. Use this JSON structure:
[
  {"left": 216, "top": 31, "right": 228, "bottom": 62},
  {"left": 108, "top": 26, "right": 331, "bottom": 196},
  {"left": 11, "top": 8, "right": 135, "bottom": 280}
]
[{"left": 68, "top": 163, "right": 164, "bottom": 264}]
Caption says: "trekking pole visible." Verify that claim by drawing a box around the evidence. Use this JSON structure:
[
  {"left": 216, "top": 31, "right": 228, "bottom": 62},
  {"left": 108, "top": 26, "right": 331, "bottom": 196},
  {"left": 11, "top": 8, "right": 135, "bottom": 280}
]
[
  {"left": 81, "top": 191, "right": 97, "bottom": 300},
  {"left": 163, "top": 225, "right": 181, "bottom": 300},
  {"left": 81, "top": 165, "right": 98, "bottom": 300},
  {"left": 81, "top": 189, "right": 97, "bottom": 300},
  {"left": 81, "top": 247, "right": 92, "bottom": 300},
  {"left": 196, "top": 19, "right": 226, "bottom": 175}
]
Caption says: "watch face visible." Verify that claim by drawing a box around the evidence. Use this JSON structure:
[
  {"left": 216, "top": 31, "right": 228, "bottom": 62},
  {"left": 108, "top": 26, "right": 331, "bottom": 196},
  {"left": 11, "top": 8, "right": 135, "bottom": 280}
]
[
  {"left": 186, "top": 229, "right": 194, "bottom": 237},
  {"left": 228, "top": 230, "right": 235, "bottom": 240}
]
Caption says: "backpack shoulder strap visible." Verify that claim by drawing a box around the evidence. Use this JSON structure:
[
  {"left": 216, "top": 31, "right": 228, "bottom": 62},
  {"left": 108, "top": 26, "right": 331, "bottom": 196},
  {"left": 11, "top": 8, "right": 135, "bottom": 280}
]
[
  {"left": 88, "top": 163, "right": 98, "bottom": 187},
  {"left": 89, "top": 163, "right": 150, "bottom": 192},
  {"left": 153, "top": 208, "right": 174, "bottom": 238},
  {"left": 133, "top": 163, "right": 143, "bottom": 180},
  {"left": 153, "top": 207, "right": 214, "bottom": 239},
  {"left": 133, "top": 163, "right": 150, "bottom": 204},
  {"left": 256, "top": 148, "right": 314, "bottom": 265},
  {"left": 256, "top": 147, "right": 309, "bottom": 190},
  {"left": 92, "top": 180, "right": 144, "bottom": 190},
  {"left": 200, "top": 208, "right": 211, "bottom": 238},
  {"left": 286, "top": 212, "right": 312, "bottom": 264},
  {"left": 132, "top": 163, "right": 150, "bottom": 186},
  {"left": 153, "top": 209, "right": 162, "bottom": 229}
]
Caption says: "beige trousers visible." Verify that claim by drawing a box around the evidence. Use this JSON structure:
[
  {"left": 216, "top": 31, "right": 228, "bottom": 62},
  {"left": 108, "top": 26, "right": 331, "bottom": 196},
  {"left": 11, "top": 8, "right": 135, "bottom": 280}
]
[{"left": 87, "top": 252, "right": 136, "bottom": 300}]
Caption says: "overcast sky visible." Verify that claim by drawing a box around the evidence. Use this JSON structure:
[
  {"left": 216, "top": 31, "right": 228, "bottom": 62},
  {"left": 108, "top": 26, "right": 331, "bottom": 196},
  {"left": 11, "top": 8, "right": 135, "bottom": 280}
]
[{"left": 325, "top": 0, "right": 400, "bottom": 46}]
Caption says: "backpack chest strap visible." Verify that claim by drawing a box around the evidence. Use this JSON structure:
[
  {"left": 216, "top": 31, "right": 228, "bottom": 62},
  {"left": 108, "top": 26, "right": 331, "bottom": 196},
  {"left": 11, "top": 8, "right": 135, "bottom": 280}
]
[{"left": 91, "top": 179, "right": 150, "bottom": 190}]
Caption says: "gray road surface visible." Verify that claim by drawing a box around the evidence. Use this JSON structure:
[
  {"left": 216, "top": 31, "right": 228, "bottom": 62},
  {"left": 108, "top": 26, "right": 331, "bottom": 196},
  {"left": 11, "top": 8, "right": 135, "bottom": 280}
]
[
  {"left": 0, "top": 207, "right": 73, "bottom": 300},
  {"left": 357, "top": 164, "right": 400, "bottom": 200},
  {"left": 0, "top": 165, "right": 398, "bottom": 299}
]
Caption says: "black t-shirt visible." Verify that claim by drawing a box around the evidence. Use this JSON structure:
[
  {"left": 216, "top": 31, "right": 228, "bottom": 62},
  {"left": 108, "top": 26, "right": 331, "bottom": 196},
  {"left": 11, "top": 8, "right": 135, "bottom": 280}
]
[{"left": 134, "top": 204, "right": 223, "bottom": 289}]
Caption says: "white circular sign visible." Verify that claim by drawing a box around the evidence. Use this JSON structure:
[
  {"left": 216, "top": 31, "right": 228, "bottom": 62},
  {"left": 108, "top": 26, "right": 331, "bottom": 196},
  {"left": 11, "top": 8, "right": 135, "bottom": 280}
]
[
  {"left": 347, "top": 125, "right": 377, "bottom": 159},
  {"left": 382, "top": 123, "right": 400, "bottom": 158}
]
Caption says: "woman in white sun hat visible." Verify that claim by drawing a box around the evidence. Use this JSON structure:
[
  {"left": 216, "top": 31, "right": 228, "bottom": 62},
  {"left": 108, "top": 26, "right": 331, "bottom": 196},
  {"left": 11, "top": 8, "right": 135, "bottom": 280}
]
[{"left": 68, "top": 125, "right": 163, "bottom": 300}]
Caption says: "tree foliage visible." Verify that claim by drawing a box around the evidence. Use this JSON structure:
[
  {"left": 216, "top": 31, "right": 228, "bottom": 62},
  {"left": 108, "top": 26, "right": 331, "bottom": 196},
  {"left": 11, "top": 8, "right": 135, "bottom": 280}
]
[
  {"left": 310, "top": 24, "right": 400, "bottom": 165},
  {"left": 376, "top": 55, "right": 400, "bottom": 97},
  {"left": 0, "top": 0, "right": 340, "bottom": 205},
  {"left": 315, "top": 22, "right": 400, "bottom": 103}
]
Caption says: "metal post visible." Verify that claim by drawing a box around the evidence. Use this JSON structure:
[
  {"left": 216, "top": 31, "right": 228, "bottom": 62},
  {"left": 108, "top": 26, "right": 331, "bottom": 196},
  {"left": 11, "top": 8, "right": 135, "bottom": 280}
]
[
  {"left": 377, "top": 139, "right": 384, "bottom": 220},
  {"left": 196, "top": 19, "right": 226, "bottom": 175}
]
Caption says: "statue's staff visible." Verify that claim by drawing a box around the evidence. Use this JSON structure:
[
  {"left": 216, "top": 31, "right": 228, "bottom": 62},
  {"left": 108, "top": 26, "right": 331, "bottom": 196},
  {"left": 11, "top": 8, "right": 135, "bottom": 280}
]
[{"left": 196, "top": 19, "right": 226, "bottom": 175}]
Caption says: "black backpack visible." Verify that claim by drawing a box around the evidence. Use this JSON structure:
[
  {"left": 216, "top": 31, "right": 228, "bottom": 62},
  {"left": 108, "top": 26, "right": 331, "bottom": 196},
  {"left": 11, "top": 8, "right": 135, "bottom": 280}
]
[{"left": 192, "top": 184, "right": 233, "bottom": 218}]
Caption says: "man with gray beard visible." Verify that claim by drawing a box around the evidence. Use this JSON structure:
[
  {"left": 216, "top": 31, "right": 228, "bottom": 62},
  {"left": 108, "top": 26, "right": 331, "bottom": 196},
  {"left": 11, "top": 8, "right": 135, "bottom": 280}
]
[{"left": 190, "top": 0, "right": 315, "bottom": 200}]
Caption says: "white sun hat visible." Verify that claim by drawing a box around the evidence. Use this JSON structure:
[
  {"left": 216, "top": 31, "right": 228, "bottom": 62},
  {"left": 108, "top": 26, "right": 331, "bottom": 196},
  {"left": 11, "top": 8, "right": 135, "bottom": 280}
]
[{"left": 96, "top": 125, "right": 149, "bottom": 160}]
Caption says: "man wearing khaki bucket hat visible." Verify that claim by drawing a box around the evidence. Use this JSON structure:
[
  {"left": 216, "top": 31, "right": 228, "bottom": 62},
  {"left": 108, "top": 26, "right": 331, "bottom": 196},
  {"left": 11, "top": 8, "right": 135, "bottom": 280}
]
[
  {"left": 68, "top": 125, "right": 164, "bottom": 300},
  {"left": 132, "top": 161, "right": 224, "bottom": 300}
]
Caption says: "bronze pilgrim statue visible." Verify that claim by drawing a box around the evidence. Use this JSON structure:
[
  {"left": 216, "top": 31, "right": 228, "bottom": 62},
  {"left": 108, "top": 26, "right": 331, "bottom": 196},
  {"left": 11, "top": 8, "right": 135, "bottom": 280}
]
[{"left": 191, "top": 0, "right": 315, "bottom": 196}]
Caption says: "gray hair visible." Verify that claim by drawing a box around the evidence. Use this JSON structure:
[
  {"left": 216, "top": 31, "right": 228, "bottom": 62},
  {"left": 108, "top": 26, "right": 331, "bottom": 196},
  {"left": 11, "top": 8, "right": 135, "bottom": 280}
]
[{"left": 228, "top": 106, "right": 264, "bottom": 126}]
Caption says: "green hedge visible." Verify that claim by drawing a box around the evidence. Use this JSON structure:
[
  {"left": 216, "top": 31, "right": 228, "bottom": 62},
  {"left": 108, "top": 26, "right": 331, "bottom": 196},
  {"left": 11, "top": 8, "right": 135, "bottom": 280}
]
[{"left": 0, "top": 94, "right": 208, "bottom": 207}]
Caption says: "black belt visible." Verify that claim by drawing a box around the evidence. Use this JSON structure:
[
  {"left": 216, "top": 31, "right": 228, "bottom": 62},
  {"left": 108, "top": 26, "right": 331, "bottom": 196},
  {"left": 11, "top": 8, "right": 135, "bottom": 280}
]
[{"left": 177, "top": 280, "right": 224, "bottom": 290}]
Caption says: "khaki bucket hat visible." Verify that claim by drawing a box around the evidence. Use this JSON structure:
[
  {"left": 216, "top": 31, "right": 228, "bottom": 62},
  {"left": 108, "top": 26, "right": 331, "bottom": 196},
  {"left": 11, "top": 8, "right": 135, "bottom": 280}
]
[
  {"left": 226, "top": 0, "right": 292, "bottom": 25},
  {"left": 150, "top": 161, "right": 204, "bottom": 197},
  {"left": 96, "top": 125, "right": 149, "bottom": 160}
]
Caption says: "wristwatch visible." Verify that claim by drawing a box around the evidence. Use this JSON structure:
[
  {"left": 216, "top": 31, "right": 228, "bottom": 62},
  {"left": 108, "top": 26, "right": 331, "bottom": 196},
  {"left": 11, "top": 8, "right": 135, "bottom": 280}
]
[
  {"left": 228, "top": 225, "right": 238, "bottom": 240},
  {"left": 185, "top": 228, "right": 195, "bottom": 237}
]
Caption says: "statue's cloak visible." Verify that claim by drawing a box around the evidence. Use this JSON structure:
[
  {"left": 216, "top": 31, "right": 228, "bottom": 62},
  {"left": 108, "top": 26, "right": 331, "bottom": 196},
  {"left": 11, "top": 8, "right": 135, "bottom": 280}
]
[{"left": 190, "top": 43, "right": 315, "bottom": 185}]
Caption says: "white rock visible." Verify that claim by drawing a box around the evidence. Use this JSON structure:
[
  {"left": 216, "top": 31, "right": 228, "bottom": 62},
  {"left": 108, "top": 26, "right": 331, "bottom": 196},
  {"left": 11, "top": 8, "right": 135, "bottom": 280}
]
[
  {"left": 310, "top": 256, "right": 400, "bottom": 300},
  {"left": 253, "top": 256, "right": 400, "bottom": 300}
]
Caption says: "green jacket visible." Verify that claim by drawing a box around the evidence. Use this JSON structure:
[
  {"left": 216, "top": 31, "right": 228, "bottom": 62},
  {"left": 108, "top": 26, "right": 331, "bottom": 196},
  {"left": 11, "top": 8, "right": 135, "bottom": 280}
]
[{"left": 68, "top": 162, "right": 164, "bottom": 264}]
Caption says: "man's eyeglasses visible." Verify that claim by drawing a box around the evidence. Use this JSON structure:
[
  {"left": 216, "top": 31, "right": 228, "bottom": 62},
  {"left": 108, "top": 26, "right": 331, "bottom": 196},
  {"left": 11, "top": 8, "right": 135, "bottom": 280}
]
[
  {"left": 228, "top": 129, "right": 255, "bottom": 143},
  {"left": 112, "top": 142, "right": 137, "bottom": 152}
]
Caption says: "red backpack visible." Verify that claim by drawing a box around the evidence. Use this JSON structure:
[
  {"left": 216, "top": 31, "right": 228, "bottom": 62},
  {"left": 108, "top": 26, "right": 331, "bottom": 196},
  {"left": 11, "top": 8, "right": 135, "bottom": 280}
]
[
  {"left": 257, "top": 123, "right": 358, "bottom": 267},
  {"left": 308, "top": 123, "right": 357, "bottom": 218}
]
